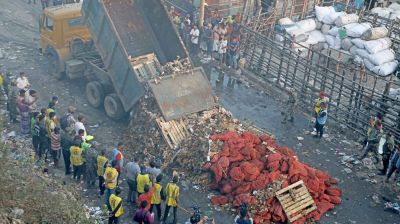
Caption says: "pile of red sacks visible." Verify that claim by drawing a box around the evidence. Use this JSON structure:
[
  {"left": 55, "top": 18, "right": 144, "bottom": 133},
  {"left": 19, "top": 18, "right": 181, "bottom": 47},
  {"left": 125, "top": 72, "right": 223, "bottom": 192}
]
[{"left": 203, "top": 131, "right": 341, "bottom": 224}]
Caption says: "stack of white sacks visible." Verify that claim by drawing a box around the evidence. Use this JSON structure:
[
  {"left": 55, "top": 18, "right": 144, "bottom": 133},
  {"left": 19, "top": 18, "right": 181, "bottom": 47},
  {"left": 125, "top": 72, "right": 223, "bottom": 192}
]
[
  {"left": 370, "top": 2, "right": 400, "bottom": 20},
  {"left": 278, "top": 6, "right": 398, "bottom": 76}
]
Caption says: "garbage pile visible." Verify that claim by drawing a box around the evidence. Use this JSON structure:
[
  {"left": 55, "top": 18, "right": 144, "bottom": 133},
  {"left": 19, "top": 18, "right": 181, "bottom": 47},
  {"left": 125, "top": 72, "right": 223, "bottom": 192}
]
[
  {"left": 204, "top": 131, "right": 341, "bottom": 224},
  {"left": 371, "top": 3, "right": 400, "bottom": 20},
  {"left": 276, "top": 6, "right": 398, "bottom": 76}
]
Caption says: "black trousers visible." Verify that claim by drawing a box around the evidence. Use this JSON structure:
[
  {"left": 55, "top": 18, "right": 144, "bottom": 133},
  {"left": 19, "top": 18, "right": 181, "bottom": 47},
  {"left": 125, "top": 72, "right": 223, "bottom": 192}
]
[
  {"left": 163, "top": 205, "right": 177, "bottom": 224},
  {"left": 382, "top": 155, "right": 391, "bottom": 174},
  {"left": 315, "top": 122, "right": 324, "bottom": 138},
  {"left": 62, "top": 149, "right": 71, "bottom": 174},
  {"left": 150, "top": 203, "right": 162, "bottom": 221},
  {"left": 73, "top": 165, "right": 82, "bottom": 180},
  {"left": 387, "top": 166, "right": 398, "bottom": 180},
  {"left": 99, "top": 176, "right": 105, "bottom": 195},
  {"left": 108, "top": 215, "right": 119, "bottom": 224},
  {"left": 32, "top": 135, "right": 40, "bottom": 156}
]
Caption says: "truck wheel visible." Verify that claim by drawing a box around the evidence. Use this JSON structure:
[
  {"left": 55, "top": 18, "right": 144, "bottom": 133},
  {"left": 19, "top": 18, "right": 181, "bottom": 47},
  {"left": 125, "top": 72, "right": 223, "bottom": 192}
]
[
  {"left": 86, "top": 81, "right": 105, "bottom": 108},
  {"left": 46, "top": 49, "right": 65, "bottom": 80},
  {"left": 104, "top": 93, "right": 125, "bottom": 120}
]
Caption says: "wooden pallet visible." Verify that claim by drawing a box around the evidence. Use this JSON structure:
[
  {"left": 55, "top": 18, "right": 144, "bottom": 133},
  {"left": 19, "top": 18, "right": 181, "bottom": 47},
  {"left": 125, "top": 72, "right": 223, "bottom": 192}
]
[
  {"left": 275, "top": 180, "right": 317, "bottom": 223},
  {"left": 156, "top": 117, "right": 189, "bottom": 149}
]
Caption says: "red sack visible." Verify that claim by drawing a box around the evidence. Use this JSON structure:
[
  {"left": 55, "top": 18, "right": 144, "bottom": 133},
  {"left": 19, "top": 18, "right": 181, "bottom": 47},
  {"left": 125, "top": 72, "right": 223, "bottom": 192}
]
[
  {"left": 230, "top": 167, "right": 245, "bottom": 181},
  {"left": 249, "top": 148, "right": 260, "bottom": 160},
  {"left": 267, "top": 170, "right": 281, "bottom": 182},
  {"left": 267, "top": 153, "right": 282, "bottom": 163},
  {"left": 210, "top": 131, "right": 238, "bottom": 141},
  {"left": 210, "top": 195, "right": 229, "bottom": 206},
  {"left": 288, "top": 160, "right": 308, "bottom": 177},
  {"left": 218, "top": 156, "right": 230, "bottom": 168},
  {"left": 251, "top": 159, "right": 265, "bottom": 171},
  {"left": 329, "top": 195, "right": 342, "bottom": 204},
  {"left": 234, "top": 183, "right": 251, "bottom": 195},
  {"left": 241, "top": 162, "right": 260, "bottom": 176},
  {"left": 329, "top": 177, "right": 338, "bottom": 184},
  {"left": 281, "top": 179, "right": 289, "bottom": 189},
  {"left": 255, "top": 145, "right": 267, "bottom": 156},
  {"left": 221, "top": 183, "right": 233, "bottom": 194},
  {"left": 280, "top": 160, "right": 289, "bottom": 173},
  {"left": 315, "top": 170, "right": 329, "bottom": 180},
  {"left": 229, "top": 154, "right": 245, "bottom": 162},
  {"left": 319, "top": 193, "right": 331, "bottom": 203},
  {"left": 316, "top": 201, "right": 334, "bottom": 214},
  {"left": 210, "top": 165, "right": 223, "bottom": 183},
  {"left": 251, "top": 173, "right": 270, "bottom": 190},
  {"left": 267, "top": 161, "right": 280, "bottom": 171},
  {"left": 276, "top": 146, "right": 296, "bottom": 157},
  {"left": 272, "top": 204, "right": 286, "bottom": 222},
  {"left": 326, "top": 188, "right": 342, "bottom": 197},
  {"left": 306, "top": 179, "right": 320, "bottom": 193},
  {"left": 305, "top": 166, "right": 316, "bottom": 179},
  {"left": 233, "top": 194, "right": 256, "bottom": 207}
]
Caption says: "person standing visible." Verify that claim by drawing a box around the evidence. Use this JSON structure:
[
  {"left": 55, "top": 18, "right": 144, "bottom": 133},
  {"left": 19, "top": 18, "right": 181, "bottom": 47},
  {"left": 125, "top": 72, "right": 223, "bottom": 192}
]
[
  {"left": 60, "top": 106, "right": 76, "bottom": 134},
  {"left": 50, "top": 127, "right": 62, "bottom": 168},
  {"left": 204, "top": 23, "right": 213, "bottom": 58},
  {"left": 111, "top": 142, "right": 124, "bottom": 177},
  {"left": 74, "top": 129, "right": 85, "bottom": 145},
  {"left": 360, "top": 120, "right": 382, "bottom": 161},
  {"left": 282, "top": 89, "right": 297, "bottom": 123},
  {"left": 137, "top": 165, "right": 151, "bottom": 197},
  {"left": 227, "top": 37, "right": 239, "bottom": 70},
  {"left": 217, "top": 35, "right": 228, "bottom": 66},
  {"left": 75, "top": 114, "right": 87, "bottom": 139},
  {"left": 83, "top": 137, "right": 98, "bottom": 187},
  {"left": 7, "top": 81, "right": 18, "bottom": 123},
  {"left": 61, "top": 128, "right": 74, "bottom": 175},
  {"left": 190, "top": 25, "right": 200, "bottom": 55},
  {"left": 125, "top": 157, "right": 140, "bottom": 204},
  {"left": 386, "top": 145, "right": 400, "bottom": 182},
  {"left": 313, "top": 91, "right": 327, "bottom": 120},
  {"left": 150, "top": 174, "right": 164, "bottom": 222},
  {"left": 97, "top": 150, "right": 109, "bottom": 196},
  {"left": 25, "top": 90, "right": 38, "bottom": 113},
  {"left": 109, "top": 187, "right": 123, "bottom": 224},
  {"left": 15, "top": 72, "right": 30, "bottom": 90},
  {"left": 46, "top": 112, "right": 57, "bottom": 136},
  {"left": 133, "top": 201, "right": 154, "bottom": 224},
  {"left": 137, "top": 184, "right": 153, "bottom": 210},
  {"left": 147, "top": 160, "right": 161, "bottom": 182},
  {"left": 104, "top": 160, "right": 119, "bottom": 211},
  {"left": 47, "top": 96, "right": 59, "bottom": 115},
  {"left": 380, "top": 132, "right": 395, "bottom": 175},
  {"left": 162, "top": 176, "right": 180, "bottom": 224},
  {"left": 38, "top": 114, "right": 49, "bottom": 160},
  {"left": 314, "top": 102, "right": 328, "bottom": 138},
  {"left": 70, "top": 140, "right": 84, "bottom": 181},
  {"left": 16, "top": 89, "right": 30, "bottom": 134},
  {"left": 31, "top": 112, "right": 41, "bottom": 159}
]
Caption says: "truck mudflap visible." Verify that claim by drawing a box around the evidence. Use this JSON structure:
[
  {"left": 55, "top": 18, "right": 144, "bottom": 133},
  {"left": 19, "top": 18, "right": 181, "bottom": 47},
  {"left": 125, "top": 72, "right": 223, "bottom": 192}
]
[{"left": 149, "top": 67, "right": 217, "bottom": 121}]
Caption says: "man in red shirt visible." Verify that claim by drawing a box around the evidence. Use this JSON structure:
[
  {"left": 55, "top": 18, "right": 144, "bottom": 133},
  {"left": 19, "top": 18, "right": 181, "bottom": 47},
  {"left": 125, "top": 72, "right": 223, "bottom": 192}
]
[
  {"left": 137, "top": 184, "right": 153, "bottom": 210},
  {"left": 112, "top": 142, "right": 124, "bottom": 175}
]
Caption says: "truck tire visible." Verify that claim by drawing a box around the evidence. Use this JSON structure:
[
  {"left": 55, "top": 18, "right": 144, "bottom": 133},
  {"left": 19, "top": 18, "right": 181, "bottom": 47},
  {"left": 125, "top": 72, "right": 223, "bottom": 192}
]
[
  {"left": 104, "top": 93, "right": 125, "bottom": 120},
  {"left": 46, "top": 48, "right": 65, "bottom": 80},
  {"left": 86, "top": 81, "right": 105, "bottom": 108}
]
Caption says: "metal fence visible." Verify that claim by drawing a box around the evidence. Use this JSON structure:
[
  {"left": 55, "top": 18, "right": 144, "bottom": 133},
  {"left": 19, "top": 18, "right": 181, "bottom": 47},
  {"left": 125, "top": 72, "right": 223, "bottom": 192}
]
[{"left": 240, "top": 26, "right": 400, "bottom": 140}]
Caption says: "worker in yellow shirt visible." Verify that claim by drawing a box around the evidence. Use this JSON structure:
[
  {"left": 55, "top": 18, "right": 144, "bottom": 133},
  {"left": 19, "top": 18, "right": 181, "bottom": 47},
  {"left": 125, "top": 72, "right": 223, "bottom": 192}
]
[
  {"left": 109, "top": 187, "right": 123, "bottom": 224},
  {"left": 150, "top": 174, "right": 164, "bottom": 222},
  {"left": 70, "top": 141, "right": 84, "bottom": 181},
  {"left": 136, "top": 165, "right": 151, "bottom": 196},
  {"left": 314, "top": 91, "right": 327, "bottom": 119},
  {"left": 104, "top": 160, "right": 118, "bottom": 211},
  {"left": 97, "top": 149, "right": 108, "bottom": 196},
  {"left": 162, "top": 175, "right": 180, "bottom": 224}
]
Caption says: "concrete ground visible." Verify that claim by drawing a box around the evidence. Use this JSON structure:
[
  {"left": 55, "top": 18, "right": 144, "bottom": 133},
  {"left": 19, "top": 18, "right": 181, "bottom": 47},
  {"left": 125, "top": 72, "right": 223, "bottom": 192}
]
[{"left": 0, "top": 1, "right": 399, "bottom": 224}]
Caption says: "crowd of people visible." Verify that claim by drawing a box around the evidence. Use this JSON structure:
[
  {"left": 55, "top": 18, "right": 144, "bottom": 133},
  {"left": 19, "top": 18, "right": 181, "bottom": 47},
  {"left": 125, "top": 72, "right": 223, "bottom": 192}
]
[
  {"left": 28, "top": 0, "right": 81, "bottom": 10},
  {"left": 169, "top": 6, "right": 242, "bottom": 70}
]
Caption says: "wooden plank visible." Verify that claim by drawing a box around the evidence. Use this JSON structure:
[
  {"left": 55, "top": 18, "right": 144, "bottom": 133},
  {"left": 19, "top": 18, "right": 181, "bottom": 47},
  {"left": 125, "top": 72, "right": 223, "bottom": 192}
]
[
  {"left": 156, "top": 118, "right": 174, "bottom": 149},
  {"left": 286, "top": 199, "right": 315, "bottom": 216},
  {"left": 277, "top": 188, "right": 309, "bottom": 202},
  {"left": 275, "top": 180, "right": 304, "bottom": 195},
  {"left": 289, "top": 205, "right": 317, "bottom": 222},
  {"left": 285, "top": 197, "right": 314, "bottom": 213},
  {"left": 171, "top": 120, "right": 185, "bottom": 140},
  {"left": 279, "top": 190, "right": 310, "bottom": 205}
]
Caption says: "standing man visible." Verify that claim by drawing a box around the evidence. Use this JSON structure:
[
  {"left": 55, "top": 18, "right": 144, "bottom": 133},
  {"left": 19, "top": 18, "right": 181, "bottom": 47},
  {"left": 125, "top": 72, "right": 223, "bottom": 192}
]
[
  {"left": 137, "top": 184, "right": 153, "bottom": 210},
  {"left": 137, "top": 165, "right": 151, "bottom": 197},
  {"left": 147, "top": 160, "right": 161, "bottom": 181},
  {"left": 150, "top": 174, "right": 164, "bottom": 222},
  {"left": 46, "top": 112, "right": 57, "bottom": 135},
  {"left": 380, "top": 132, "right": 395, "bottom": 175},
  {"left": 386, "top": 145, "right": 400, "bottom": 182},
  {"left": 60, "top": 106, "right": 76, "bottom": 134},
  {"left": 227, "top": 37, "right": 239, "bottom": 70},
  {"left": 190, "top": 25, "right": 200, "bottom": 55},
  {"left": 16, "top": 89, "right": 30, "bottom": 134},
  {"left": 83, "top": 136, "right": 98, "bottom": 187},
  {"left": 16, "top": 72, "right": 30, "bottom": 90},
  {"left": 111, "top": 142, "right": 124, "bottom": 177},
  {"left": 314, "top": 91, "right": 327, "bottom": 120},
  {"left": 133, "top": 201, "right": 154, "bottom": 224},
  {"left": 50, "top": 127, "right": 62, "bottom": 168},
  {"left": 360, "top": 120, "right": 382, "bottom": 161},
  {"left": 61, "top": 127, "right": 74, "bottom": 175},
  {"left": 217, "top": 35, "right": 228, "bottom": 66},
  {"left": 104, "top": 160, "right": 119, "bottom": 211},
  {"left": 282, "top": 88, "right": 297, "bottom": 123},
  {"left": 97, "top": 150, "right": 109, "bottom": 196},
  {"left": 31, "top": 112, "right": 41, "bottom": 158},
  {"left": 7, "top": 81, "right": 18, "bottom": 123},
  {"left": 25, "top": 90, "right": 38, "bottom": 113},
  {"left": 70, "top": 140, "right": 84, "bottom": 181},
  {"left": 75, "top": 114, "right": 87, "bottom": 139},
  {"left": 109, "top": 187, "right": 124, "bottom": 224},
  {"left": 163, "top": 176, "right": 180, "bottom": 224},
  {"left": 38, "top": 114, "right": 49, "bottom": 160},
  {"left": 314, "top": 102, "right": 328, "bottom": 138},
  {"left": 125, "top": 157, "right": 140, "bottom": 204},
  {"left": 204, "top": 23, "right": 213, "bottom": 58}
]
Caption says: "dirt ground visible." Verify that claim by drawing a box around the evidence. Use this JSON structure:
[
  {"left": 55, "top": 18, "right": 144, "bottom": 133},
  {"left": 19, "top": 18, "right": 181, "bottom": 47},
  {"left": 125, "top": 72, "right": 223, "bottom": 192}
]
[{"left": 1, "top": 1, "right": 400, "bottom": 224}]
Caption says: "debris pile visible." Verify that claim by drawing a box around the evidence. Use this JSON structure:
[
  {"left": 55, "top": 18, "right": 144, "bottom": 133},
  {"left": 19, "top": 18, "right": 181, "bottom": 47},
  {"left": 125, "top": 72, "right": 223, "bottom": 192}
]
[{"left": 204, "top": 131, "right": 341, "bottom": 224}]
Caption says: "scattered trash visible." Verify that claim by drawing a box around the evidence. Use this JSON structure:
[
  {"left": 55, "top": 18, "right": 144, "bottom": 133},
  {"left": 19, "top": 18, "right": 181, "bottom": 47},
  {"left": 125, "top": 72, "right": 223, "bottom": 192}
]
[
  {"left": 297, "top": 136, "right": 304, "bottom": 141},
  {"left": 343, "top": 168, "right": 353, "bottom": 174}
]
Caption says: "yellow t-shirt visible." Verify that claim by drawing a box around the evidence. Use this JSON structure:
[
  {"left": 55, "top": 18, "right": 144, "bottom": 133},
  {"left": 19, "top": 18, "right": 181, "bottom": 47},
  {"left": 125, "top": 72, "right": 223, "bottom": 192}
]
[
  {"left": 136, "top": 174, "right": 151, "bottom": 193},
  {"left": 165, "top": 182, "right": 179, "bottom": 207},
  {"left": 109, "top": 194, "right": 123, "bottom": 217}
]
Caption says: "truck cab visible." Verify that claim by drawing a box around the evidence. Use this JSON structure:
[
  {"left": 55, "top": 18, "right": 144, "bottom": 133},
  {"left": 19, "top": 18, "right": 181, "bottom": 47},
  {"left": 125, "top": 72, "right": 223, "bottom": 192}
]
[{"left": 39, "top": 3, "right": 91, "bottom": 76}]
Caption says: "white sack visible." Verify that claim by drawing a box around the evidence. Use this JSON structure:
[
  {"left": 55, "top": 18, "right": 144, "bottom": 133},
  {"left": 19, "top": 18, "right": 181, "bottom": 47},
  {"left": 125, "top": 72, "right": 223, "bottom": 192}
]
[
  {"left": 328, "top": 27, "right": 339, "bottom": 36},
  {"left": 311, "top": 42, "right": 326, "bottom": 51},
  {"left": 388, "top": 2, "right": 400, "bottom": 11},
  {"left": 356, "top": 48, "right": 370, "bottom": 58},
  {"left": 322, "top": 12, "right": 345, "bottom": 25},
  {"left": 390, "top": 13, "right": 400, "bottom": 20},
  {"left": 346, "top": 22, "right": 372, "bottom": 38},
  {"left": 321, "top": 24, "right": 332, "bottom": 34},
  {"left": 370, "top": 7, "right": 391, "bottom": 18},
  {"left": 341, "top": 38, "right": 353, "bottom": 51},
  {"left": 354, "top": 55, "right": 364, "bottom": 65},
  {"left": 335, "top": 14, "right": 359, "bottom": 26},
  {"left": 368, "top": 49, "right": 395, "bottom": 66},
  {"left": 279, "top": 17, "right": 294, "bottom": 25},
  {"left": 293, "top": 33, "right": 309, "bottom": 43},
  {"left": 364, "top": 59, "right": 376, "bottom": 70},
  {"left": 285, "top": 24, "right": 305, "bottom": 37},
  {"left": 349, "top": 46, "right": 358, "bottom": 55},
  {"left": 306, "top": 30, "right": 326, "bottom": 44},
  {"left": 361, "top": 27, "right": 388, "bottom": 40},
  {"left": 325, "top": 34, "right": 335, "bottom": 48},
  {"left": 333, "top": 36, "right": 341, "bottom": 49},
  {"left": 315, "top": 6, "right": 336, "bottom": 21},
  {"left": 364, "top": 37, "right": 391, "bottom": 54},
  {"left": 316, "top": 21, "right": 323, "bottom": 30},
  {"left": 275, "top": 33, "right": 285, "bottom": 42},
  {"left": 296, "top": 19, "right": 317, "bottom": 33},
  {"left": 373, "top": 60, "right": 398, "bottom": 76},
  {"left": 351, "top": 38, "right": 365, "bottom": 48}
]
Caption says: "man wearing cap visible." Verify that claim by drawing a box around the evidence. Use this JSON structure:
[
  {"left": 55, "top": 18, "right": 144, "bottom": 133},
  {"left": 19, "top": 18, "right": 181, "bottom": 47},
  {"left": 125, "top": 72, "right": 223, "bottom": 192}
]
[
  {"left": 111, "top": 142, "right": 125, "bottom": 176},
  {"left": 315, "top": 102, "right": 328, "bottom": 138},
  {"left": 83, "top": 135, "right": 98, "bottom": 187},
  {"left": 282, "top": 88, "right": 297, "bottom": 123},
  {"left": 360, "top": 120, "right": 382, "bottom": 162}
]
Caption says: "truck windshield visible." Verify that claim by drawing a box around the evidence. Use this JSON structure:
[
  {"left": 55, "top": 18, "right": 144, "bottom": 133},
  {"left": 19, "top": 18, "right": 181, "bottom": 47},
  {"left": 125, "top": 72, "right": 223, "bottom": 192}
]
[{"left": 68, "top": 17, "right": 84, "bottom": 27}]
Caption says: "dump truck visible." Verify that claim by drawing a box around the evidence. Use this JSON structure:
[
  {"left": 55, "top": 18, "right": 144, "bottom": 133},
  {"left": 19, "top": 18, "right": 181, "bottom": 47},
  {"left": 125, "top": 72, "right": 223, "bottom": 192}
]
[{"left": 39, "top": 1, "right": 204, "bottom": 120}]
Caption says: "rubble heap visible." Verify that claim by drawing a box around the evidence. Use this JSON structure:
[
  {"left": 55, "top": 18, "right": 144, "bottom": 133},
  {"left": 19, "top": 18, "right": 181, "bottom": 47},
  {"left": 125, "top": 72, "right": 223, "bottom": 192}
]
[{"left": 204, "top": 131, "right": 341, "bottom": 224}]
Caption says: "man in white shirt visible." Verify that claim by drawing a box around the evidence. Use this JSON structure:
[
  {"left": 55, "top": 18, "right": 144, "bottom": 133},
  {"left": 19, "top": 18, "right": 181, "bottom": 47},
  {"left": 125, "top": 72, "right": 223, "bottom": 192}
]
[
  {"left": 16, "top": 72, "right": 30, "bottom": 90},
  {"left": 74, "top": 114, "right": 87, "bottom": 139},
  {"left": 190, "top": 25, "right": 200, "bottom": 56},
  {"left": 25, "top": 89, "right": 38, "bottom": 112}
]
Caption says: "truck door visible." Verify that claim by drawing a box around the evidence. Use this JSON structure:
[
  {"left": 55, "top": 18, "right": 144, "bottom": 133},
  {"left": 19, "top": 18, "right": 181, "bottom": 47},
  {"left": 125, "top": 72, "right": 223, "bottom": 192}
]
[{"left": 40, "top": 14, "right": 58, "bottom": 51}]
